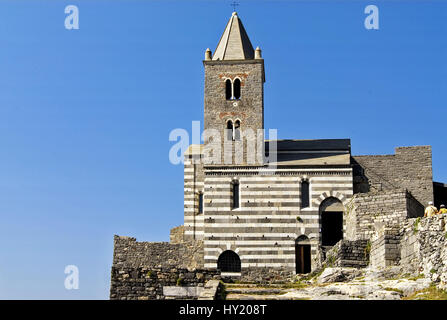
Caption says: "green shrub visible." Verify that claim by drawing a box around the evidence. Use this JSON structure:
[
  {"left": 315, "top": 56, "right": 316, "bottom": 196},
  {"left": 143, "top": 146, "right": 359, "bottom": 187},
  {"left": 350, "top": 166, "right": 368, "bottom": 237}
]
[
  {"left": 413, "top": 217, "right": 421, "bottom": 234},
  {"left": 176, "top": 277, "right": 184, "bottom": 286},
  {"left": 407, "top": 274, "right": 424, "bottom": 281},
  {"left": 364, "top": 241, "right": 371, "bottom": 258},
  {"left": 326, "top": 255, "right": 336, "bottom": 267}
]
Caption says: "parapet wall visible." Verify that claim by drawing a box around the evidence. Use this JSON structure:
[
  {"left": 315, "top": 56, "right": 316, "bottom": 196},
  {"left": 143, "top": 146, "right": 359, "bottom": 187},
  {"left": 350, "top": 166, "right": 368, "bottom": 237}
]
[
  {"left": 111, "top": 235, "right": 204, "bottom": 270},
  {"left": 352, "top": 146, "right": 433, "bottom": 206},
  {"left": 324, "top": 240, "right": 370, "bottom": 268},
  {"left": 346, "top": 189, "right": 424, "bottom": 241},
  {"left": 370, "top": 214, "right": 447, "bottom": 290},
  {"left": 110, "top": 235, "right": 209, "bottom": 300}
]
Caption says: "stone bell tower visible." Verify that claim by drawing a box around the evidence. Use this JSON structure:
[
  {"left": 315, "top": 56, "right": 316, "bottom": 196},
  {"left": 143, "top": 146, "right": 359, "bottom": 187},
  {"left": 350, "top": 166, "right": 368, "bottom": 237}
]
[{"left": 203, "top": 12, "right": 265, "bottom": 165}]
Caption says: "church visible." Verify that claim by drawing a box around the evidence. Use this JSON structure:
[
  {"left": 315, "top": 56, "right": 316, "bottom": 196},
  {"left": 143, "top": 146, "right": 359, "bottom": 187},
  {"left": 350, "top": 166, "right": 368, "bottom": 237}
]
[
  {"left": 110, "top": 12, "right": 447, "bottom": 298},
  {"left": 180, "top": 11, "right": 445, "bottom": 275}
]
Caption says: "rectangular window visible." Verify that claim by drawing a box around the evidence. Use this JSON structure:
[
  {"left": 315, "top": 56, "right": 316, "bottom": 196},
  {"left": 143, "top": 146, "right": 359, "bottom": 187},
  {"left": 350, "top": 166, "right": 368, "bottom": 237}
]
[
  {"left": 301, "top": 181, "right": 310, "bottom": 208},
  {"left": 198, "top": 193, "right": 203, "bottom": 214},
  {"left": 232, "top": 182, "right": 239, "bottom": 209}
]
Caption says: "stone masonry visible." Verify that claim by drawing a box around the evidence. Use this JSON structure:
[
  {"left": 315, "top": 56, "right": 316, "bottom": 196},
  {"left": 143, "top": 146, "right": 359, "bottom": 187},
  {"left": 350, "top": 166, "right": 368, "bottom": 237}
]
[
  {"left": 110, "top": 235, "right": 221, "bottom": 300},
  {"left": 352, "top": 146, "right": 434, "bottom": 206},
  {"left": 346, "top": 189, "right": 424, "bottom": 241},
  {"left": 370, "top": 224, "right": 401, "bottom": 268},
  {"left": 324, "top": 240, "right": 370, "bottom": 268}
]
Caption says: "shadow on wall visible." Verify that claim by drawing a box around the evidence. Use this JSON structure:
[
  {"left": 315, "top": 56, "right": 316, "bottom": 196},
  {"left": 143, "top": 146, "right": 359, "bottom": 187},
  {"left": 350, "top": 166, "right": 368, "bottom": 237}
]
[{"left": 434, "top": 182, "right": 447, "bottom": 208}]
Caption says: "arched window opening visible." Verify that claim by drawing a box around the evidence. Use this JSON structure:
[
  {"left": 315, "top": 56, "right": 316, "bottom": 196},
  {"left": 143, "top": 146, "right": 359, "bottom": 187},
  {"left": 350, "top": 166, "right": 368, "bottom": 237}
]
[
  {"left": 233, "top": 78, "right": 241, "bottom": 100},
  {"left": 301, "top": 181, "right": 310, "bottom": 208},
  {"left": 217, "top": 250, "right": 241, "bottom": 272},
  {"left": 198, "top": 193, "right": 203, "bottom": 214},
  {"left": 295, "top": 236, "right": 311, "bottom": 274},
  {"left": 234, "top": 120, "right": 241, "bottom": 141},
  {"left": 320, "top": 197, "right": 344, "bottom": 246},
  {"left": 232, "top": 181, "right": 240, "bottom": 209},
  {"left": 225, "top": 79, "right": 232, "bottom": 100},
  {"left": 226, "top": 120, "right": 233, "bottom": 141}
]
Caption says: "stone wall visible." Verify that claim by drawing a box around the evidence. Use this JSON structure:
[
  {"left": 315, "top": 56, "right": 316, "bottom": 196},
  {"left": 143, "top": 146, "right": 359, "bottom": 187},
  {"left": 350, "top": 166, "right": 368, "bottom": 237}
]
[
  {"left": 239, "top": 268, "right": 295, "bottom": 284},
  {"left": 111, "top": 235, "right": 204, "bottom": 270},
  {"left": 352, "top": 146, "right": 433, "bottom": 206},
  {"left": 324, "top": 240, "right": 370, "bottom": 268},
  {"left": 110, "top": 235, "right": 208, "bottom": 299},
  {"left": 170, "top": 225, "right": 185, "bottom": 244},
  {"left": 110, "top": 267, "right": 221, "bottom": 300},
  {"left": 370, "top": 224, "right": 401, "bottom": 268},
  {"left": 399, "top": 218, "right": 421, "bottom": 274},
  {"left": 346, "top": 189, "right": 424, "bottom": 241}
]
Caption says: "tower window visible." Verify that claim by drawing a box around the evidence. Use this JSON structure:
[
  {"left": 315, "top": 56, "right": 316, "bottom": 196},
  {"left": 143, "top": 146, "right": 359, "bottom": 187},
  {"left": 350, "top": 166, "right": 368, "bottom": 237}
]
[
  {"left": 225, "top": 79, "right": 232, "bottom": 100},
  {"left": 301, "top": 181, "right": 310, "bottom": 208},
  {"left": 198, "top": 193, "right": 203, "bottom": 214},
  {"left": 232, "top": 181, "right": 240, "bottom": 209},
  {"left": 226, "top": 120, "right": 234, "bottom": 141},
  {"left": 234, "top": 120, "right": 241, "bottom": 141},
  {"left": 233, "top": 78, "right": 241, "bottom": 100}
]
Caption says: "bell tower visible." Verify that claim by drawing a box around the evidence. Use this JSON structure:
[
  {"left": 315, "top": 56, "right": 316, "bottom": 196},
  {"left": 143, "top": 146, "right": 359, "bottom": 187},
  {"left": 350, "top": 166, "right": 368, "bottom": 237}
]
[{"left": 203, "top": 12, "right": 265, "bottom": 165}]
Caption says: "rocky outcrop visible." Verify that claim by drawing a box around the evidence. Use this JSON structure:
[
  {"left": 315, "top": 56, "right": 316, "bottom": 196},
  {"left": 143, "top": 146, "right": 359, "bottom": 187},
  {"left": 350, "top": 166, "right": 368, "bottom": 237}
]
[
  {"left": 317, "top": 267, "right": 362, "bottom": 283},
  {"left": 226, "top": 266, "right": 432, "bottom": 300},
  {"left": 411, "top": 214, "right": 447, "bottom": 289}
]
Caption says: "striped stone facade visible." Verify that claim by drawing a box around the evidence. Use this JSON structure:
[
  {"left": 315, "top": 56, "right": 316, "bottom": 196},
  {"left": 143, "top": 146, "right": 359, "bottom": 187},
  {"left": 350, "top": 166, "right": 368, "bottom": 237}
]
[
  {"left": 184, "top": 157, "right": 205, "bottom": 240},
  {"left": 183, "top": 161, "right": 354, "bottom": 272}
]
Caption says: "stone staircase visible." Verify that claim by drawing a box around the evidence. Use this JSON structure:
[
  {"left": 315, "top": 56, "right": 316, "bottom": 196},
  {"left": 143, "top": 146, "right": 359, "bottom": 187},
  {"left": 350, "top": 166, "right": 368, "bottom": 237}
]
[{"left": 223, "top": 283, "right": 292, "bottom": 300}]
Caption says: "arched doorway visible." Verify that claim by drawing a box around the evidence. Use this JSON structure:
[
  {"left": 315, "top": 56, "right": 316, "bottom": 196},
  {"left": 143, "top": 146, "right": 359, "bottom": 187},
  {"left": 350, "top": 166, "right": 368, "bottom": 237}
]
[
  {"left": 295, "top": 235, "right": 311, "bottom": 274},
  {"left": 320, "top": 197, "right": 344, "bottom": 246},
  {"left": 217, "top": 250, "right": 241, "bottom": 272}
]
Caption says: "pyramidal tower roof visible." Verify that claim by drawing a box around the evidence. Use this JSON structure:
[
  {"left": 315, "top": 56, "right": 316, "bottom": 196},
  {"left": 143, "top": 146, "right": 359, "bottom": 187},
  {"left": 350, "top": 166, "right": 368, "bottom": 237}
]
[{"left": 212, "top": 12, "right": 255, "bottom": 61}]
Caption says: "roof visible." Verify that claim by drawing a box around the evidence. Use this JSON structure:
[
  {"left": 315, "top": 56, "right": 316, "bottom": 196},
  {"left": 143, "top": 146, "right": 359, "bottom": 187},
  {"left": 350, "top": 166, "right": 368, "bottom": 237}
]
[
  {"left": 265, "top": 139, "right": 352, "bottom": 166},
  {"left": 185, "top": 139, "right": 352, "bottom": 166},
  {"left": 212, "top": 12, "right": 255, "bottom": 61},
  {"left": 266, "top": 139, "right": 351, "bottom": 152}
]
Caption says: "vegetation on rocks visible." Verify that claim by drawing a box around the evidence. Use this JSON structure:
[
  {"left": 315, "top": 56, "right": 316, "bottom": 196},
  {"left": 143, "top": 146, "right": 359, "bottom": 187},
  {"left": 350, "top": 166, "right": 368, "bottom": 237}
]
[{"left": 404, "top": 284, "right": 447, "bottom": 300}]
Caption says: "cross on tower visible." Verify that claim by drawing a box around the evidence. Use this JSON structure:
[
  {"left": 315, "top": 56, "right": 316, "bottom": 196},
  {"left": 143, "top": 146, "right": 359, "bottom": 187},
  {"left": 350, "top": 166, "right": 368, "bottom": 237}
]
[{"left": 231, "top": 1, "right": 239, "bottom": 12}]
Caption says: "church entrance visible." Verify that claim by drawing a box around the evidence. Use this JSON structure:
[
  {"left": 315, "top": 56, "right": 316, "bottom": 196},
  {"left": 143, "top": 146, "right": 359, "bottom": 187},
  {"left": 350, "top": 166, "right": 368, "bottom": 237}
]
[
  {"left": 295, "top": 236, "right": 311, "bottom": 274},
  {"left": 321, "top": 211, "right": 343, "bottom": 246},
  {"left": 320, "top": 197, "right": 344, "bottom": 246}
]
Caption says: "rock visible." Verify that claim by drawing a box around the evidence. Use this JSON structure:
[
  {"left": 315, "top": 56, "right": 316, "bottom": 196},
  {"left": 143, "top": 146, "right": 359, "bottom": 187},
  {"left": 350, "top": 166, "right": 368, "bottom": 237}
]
[{"left": 317, "top": 267, "right": 362, "bottom": 284}]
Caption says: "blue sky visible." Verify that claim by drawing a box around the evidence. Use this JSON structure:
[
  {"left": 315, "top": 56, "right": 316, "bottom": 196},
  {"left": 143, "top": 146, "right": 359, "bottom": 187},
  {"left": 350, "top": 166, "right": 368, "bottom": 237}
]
[{"left": 0, "top": 0, "right": 445, "bottom": 299}]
